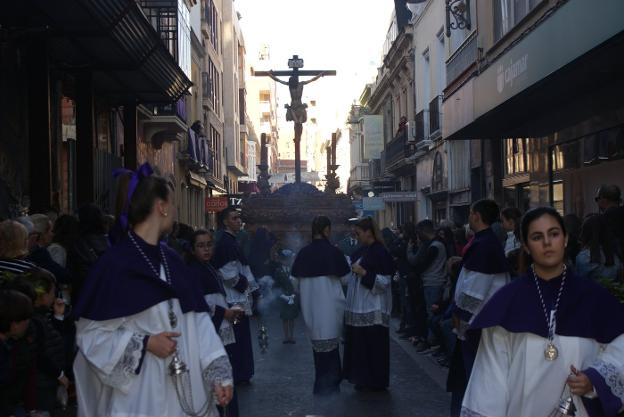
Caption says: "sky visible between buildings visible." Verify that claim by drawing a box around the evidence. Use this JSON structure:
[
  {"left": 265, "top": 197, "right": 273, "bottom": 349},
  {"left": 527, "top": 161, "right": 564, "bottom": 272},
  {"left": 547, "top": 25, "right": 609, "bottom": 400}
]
[{"left": 236, "top": 0, "right": 395, "bottom": 190}]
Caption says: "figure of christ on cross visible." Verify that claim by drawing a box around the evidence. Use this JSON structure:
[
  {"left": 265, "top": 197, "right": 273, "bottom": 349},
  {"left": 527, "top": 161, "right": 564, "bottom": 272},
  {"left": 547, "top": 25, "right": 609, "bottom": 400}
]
[{"left": 253, "top": 55, "right": 336, "bottom": 183}]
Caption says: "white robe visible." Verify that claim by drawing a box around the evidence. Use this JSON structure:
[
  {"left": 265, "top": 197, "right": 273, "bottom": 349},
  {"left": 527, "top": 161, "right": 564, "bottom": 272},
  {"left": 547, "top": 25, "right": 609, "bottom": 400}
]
[
  {"left": 74, "top": 267, "right": 230, "bottom": 417},
  {"left": 291, "top": 274, "right": 348, "bottom": 352},
  {"left": 205, "top": 293, "right": 235, "bottom": 346},
  {"left": 344, "top": 261, "right": 392, "bottom": 328},
  {"left": 218, "top": 260, "right": 258, "bottom": 315},
  {"left": 454, "top": 268, "right": 510, "bottom": 338},
  {"left": 462, "top": 327, "right": 624, "bottom": 417}
]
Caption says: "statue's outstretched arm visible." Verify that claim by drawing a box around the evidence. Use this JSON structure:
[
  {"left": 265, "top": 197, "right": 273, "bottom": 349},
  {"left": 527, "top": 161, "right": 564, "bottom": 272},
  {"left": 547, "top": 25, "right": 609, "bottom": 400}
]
[
  {"left": 267, "top": 71, "right": 289, "bottom": 85},
  {"left": 300, "top": 72, "right": 326, "bottom": 85}
]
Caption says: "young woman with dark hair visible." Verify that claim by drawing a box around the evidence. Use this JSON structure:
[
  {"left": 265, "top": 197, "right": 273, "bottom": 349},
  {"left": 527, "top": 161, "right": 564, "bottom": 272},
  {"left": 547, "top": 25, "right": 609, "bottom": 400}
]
[
  {"left": 188, "top": 229, "right": 242, "bottom": 417},
  {"left": 343, "top": 217, "right": 397, "bottom": 392},
  {"left": 462, "top": 206, "right": 624, "bottom": 417},
  {"left": 291, "top": 216, "right": 351, "bottom": 395},
  {"left": 501, "top": 207, "right": 522, "bottom": 256},
  {"left": 576, "top": 214, "right": 622, "bottom": 281},
  {"left": 73, "top": 163, "right": 233, "bottom": 417}
]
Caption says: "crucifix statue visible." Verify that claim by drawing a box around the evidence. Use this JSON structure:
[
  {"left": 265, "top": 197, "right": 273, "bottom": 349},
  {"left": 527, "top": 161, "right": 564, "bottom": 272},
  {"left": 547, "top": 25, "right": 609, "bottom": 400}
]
[{"left": 253, "top": 55, "right": 336, "bottom": 183}]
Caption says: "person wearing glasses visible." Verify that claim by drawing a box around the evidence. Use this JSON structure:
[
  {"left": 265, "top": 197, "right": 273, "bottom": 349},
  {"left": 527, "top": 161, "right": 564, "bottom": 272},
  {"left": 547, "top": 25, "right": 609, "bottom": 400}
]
[{"left": 188, "top": 229, "right": 243, "bottom": 417}]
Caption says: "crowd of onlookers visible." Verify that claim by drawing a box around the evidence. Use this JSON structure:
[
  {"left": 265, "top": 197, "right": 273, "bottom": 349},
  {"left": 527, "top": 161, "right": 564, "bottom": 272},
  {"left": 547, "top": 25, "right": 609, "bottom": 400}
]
[
  {"left": 376, "top": 184, "right": 623, "bottom": 375},
  {"left": 0, "top": 204, "right": 116, "bottom": 417},
  {"left": 1, "top": 185, "right": 623, "bottom": 416},
  {"left": 0, "top": 204, "right": 204, "bottom": 417}
]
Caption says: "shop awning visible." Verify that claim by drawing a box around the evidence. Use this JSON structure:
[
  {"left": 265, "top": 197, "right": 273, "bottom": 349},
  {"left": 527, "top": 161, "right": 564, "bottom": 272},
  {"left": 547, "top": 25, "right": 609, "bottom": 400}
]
[
  {"left": 445, "top": 0, "right": 624, "bottom": 141},
  {"left": 3, "top": 0, "right": 192, "bottom": 103}
]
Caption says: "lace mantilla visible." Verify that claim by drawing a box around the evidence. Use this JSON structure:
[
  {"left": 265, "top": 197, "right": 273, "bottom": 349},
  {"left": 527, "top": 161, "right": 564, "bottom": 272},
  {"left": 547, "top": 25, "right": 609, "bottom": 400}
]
[
  {"left": 202, "top": 355, "right": 233, "bottom": 387},
  {"left": 592, "top": 359, "right": 624, "bottom": 401},
  {"left": 460, "top": 407, "right": 488, "bottom": 417},
  {"left": 456, "top": 293, "right": 483, "bottom": 314},
  {"left": 345, "top": 310, "right": 389, "bottom": 327},
  {"left": 101, "top": 332, "right": 145, "bottom": 387},
  {"left": 219, "top": 324, "right": 236, "bottom": 346},
  {"left": 312, "top": 338, "right": 339, "bottom": 353}
]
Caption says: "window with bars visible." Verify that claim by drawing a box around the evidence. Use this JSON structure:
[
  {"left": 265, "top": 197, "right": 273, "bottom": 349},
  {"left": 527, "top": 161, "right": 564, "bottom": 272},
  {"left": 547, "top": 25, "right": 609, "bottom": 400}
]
[{"left": 205, "top": 0, "right": 220, "bottom": 52}]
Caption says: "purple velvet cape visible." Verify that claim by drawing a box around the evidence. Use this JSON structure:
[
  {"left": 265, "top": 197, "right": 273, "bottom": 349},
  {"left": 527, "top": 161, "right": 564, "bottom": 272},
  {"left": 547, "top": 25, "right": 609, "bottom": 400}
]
[
  {"left": 73, "top": 232, "right": 209, "bottom": 321},
  {"left": 211, "top": 231, "right": 248, "bottom": 268},
  {"left": 187, "top": 258, "right": 227, "bottom": 332},
  {"left": 350, "top": 241, "right": 397, "bottom": 290},
  {"left": 291, "top": 238, "right": 351, "bottom": 278},
  {"left": 462, "top": 227, "right": 509, "bottom": 274},
  {"left": 211, "top": 231, "right": 250, "bottom": 292},
  {"left": 470, "top": 270, "right": 624, "bottom": 417}
]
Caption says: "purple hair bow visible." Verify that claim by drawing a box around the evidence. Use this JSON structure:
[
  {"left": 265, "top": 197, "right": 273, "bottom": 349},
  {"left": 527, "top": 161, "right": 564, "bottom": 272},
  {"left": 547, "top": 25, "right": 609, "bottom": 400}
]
[{"left": 113, "top": 162, "right": 154, "bottom": 231}]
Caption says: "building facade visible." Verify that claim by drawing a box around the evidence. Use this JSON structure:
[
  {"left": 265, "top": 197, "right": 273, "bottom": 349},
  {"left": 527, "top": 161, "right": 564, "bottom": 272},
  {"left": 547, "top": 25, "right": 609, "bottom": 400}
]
[
  {"left": 366, "top": 5, "right": 417, "bottom": 228},
  {"left": 444, "top": 0, "right": 624, "bottom": 218},
  {"left": 0, "top": 0, "right": 192, "bottom": 219},
  {"left": 222, "top": 0, "right": 248, "bottom": 194}
]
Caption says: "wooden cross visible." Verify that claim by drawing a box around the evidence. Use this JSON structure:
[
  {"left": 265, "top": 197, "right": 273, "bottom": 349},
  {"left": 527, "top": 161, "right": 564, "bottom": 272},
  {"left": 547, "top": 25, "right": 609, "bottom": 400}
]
[{"left": 253, "top": 55, "right": 336, "bottom": 184}]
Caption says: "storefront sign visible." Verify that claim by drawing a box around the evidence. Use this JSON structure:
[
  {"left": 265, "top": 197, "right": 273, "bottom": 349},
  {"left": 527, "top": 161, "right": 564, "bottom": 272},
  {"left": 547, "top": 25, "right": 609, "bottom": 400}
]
[
  {"left": 474, "top": 0, "right": 624, "bottom": 119},
  {"left": 380, "top": 191, "right": 418, "bottom": 202},
  {"left": 362, "top": 197, "right": 385, "bottom": 211},
  {"left": 205, "top": 197, "right": 228, "bottom": 213},
  {"left": 228, "top": 194, "right": 244, "bottom": 208}
]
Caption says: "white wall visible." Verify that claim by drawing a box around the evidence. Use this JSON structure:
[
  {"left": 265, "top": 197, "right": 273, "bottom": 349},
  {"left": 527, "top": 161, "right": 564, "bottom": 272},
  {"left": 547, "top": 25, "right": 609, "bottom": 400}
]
[{"left": 413, "top": 0, "right": 445, "bottom": 115}]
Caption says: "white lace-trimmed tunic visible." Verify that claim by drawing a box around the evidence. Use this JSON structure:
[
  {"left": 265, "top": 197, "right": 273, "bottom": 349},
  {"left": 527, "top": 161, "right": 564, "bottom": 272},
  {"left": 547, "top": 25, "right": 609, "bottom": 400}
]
[
  {"left": 344, "top": 261, "right": 392, "bottom": 328},
  {"left": 218, "top": 260, "right": 258, "bottom": 315},
  {"left": 74, "top": 266, "right": 231, "bottom": 417},
  {"left": 462, "top": 328, "right": 624, "bottom": 417}
]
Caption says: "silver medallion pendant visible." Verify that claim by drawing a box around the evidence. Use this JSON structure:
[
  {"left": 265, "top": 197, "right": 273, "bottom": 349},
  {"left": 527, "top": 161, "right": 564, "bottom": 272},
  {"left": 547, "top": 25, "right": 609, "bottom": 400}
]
[
  {"left": 169, "top": 310, "right": 178, "bottom": 328},
  {"left": 544, "top": 343, "right": 559, "bottom": 361}
]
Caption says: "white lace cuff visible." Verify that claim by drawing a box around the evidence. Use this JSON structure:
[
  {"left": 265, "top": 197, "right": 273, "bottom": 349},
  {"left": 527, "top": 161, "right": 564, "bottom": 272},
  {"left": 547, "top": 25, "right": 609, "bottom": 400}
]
[
  {"left": 202, "top": 355, "right": 233, "bottom": 388},
  {"left": 101, "top": 332, "right": 146, "bottom": 388},
  {"left": 456, "top": 292, "right": 483, "bottom": 315},
  {"left": 591, "top": 359, "right": 624, "bottom": 403}
]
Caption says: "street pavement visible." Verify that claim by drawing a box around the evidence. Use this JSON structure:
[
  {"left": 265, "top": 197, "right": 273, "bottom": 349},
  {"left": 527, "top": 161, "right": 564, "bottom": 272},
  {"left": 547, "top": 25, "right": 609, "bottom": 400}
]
[{"left": 238, "top": 308, "right": 451, "bottom": 417}]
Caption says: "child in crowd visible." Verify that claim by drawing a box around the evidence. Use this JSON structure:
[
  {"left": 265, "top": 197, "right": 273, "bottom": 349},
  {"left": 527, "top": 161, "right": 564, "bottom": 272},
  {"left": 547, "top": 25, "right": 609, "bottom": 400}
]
[
  {"left": 272, "top": 249, "right": 298, "bottom": 344},
  {"left": 0, "top": 288, "right": 34, "bottom": 417}
]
